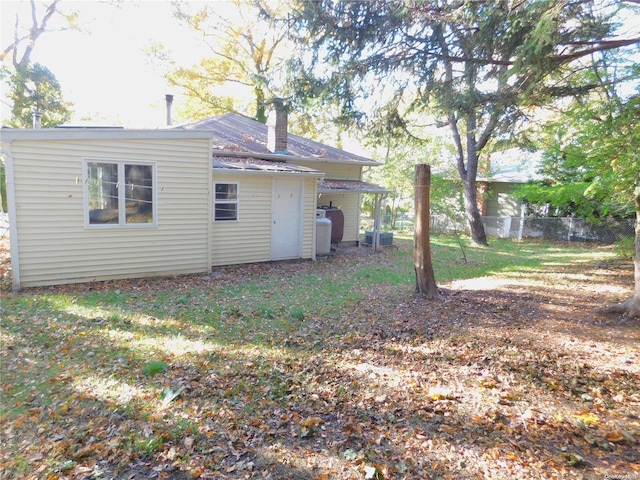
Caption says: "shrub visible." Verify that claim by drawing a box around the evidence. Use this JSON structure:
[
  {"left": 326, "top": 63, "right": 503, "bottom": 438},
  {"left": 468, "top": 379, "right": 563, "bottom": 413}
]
[{"left": 614, "top": 237, "right": 635, "bottom": 260}]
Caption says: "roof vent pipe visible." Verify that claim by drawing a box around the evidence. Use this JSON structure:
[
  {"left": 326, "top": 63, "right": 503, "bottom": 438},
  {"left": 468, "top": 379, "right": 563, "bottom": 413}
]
[
  {"left": 267, "top": 97, "right": 288, "bottom": 154},
  {"left": 165, "top": 94, "right": 174, "bottom": 126},
  {"left": 32, "top": 111, "right": 42, "bottom": 129}
]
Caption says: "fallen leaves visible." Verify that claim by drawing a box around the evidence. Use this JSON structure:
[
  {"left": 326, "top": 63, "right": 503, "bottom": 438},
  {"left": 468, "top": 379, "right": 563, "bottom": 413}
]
[
  {"left": 426, "top": 386, "right": 458, "bottom": 401},
  {"left": 1, "top": 239, "right": 639, "bottom": 479}
]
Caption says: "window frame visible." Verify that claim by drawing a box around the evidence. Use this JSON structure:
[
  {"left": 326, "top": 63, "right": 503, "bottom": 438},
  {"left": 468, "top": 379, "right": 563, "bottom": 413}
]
[
  {"left": 213, "top": 182, "right": 239, "bottom": 222},
  {"left": 83, "top": 158, "right": 157, "bottom": 229}
]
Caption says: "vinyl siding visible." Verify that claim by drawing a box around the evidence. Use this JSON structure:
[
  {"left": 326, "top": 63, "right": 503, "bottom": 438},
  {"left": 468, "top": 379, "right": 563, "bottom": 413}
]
[
  {"left": 210, "top": 173, "right": 317, "bottom": 266},
  {"left": 486, "top": 183, "right": 523, "bottom": 217},
  {"left": 316, "top": 193, "right": 361, "bottom": 243},
  {"left": 293, "top": 161, "right": 363, "bottom": 243},
  {"left": 211, "top": 174, "right": 271, "bottom": 266},
  {"left": 302, "top": 177, "right": 317, "bottom": 259},
  {"left": 9, "top": 137, "right": 212, "bottom": 287}
]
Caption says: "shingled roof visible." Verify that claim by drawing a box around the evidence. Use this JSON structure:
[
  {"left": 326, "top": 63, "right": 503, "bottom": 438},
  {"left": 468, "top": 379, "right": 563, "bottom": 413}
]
[{"left": 178, "top": 113, "right": 380, "bottom": 166}]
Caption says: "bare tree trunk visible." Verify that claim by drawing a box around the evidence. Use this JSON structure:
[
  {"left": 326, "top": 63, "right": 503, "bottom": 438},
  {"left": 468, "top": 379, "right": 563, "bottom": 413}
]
[
  {"left": 1, "top": 0, "right": 61, "bottom": 69},
  {"left": 414, "top": 164, "right": 439, "bottom": 298},
  {"left": 463, "top": 180, "right": 488, "bottom": 246},
  {"left": 631, "top": 199, "right": 640, "bottom": 318},
  {"left": 255, "top": 86, "right": 266, "bottom": 124},
  {"left": 447, "top": 106, "right": 489, "bottom": 247},
  {"left": 603, "top": 193, "right": 640, "bottom": 319}
]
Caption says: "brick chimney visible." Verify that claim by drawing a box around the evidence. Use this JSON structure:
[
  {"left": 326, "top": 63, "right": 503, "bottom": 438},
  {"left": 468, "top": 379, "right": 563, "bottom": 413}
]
[{"left": 267, "top": 98, "right": 288, "bottom": 154}]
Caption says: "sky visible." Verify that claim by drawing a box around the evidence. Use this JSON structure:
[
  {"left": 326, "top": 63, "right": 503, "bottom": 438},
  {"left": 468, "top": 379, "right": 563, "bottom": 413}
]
[
  {"left": 1, "top": 0, "right": 213, "bottom": 128},
  {"left": 2, "top": 0, "right": 639, "bottom": 132}
]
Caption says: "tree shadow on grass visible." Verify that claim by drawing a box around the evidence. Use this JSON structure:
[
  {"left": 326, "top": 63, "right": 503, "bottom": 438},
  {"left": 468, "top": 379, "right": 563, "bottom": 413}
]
[{"left": 2, "top": 242, "right": 638, "bottom": 479}]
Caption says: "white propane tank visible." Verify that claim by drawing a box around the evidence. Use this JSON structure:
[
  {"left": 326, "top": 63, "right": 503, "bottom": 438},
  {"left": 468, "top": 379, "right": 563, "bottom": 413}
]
[{"left": 316, "top": 209, "right": 332, "bottom": 256}]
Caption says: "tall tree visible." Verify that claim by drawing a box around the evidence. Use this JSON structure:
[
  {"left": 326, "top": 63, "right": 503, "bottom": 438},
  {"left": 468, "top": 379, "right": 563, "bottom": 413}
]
[
  {"left": 4, "top": 62, "right": 72, "bottom": 127},
  {"left": 522, "top": 63, "right": 639, "bottom": 317},
  {"left": 1, "top": 0, "right": 62, "bottom": 69},
  {"left": 1, "top": 0, "right": 76, "bottom": 126},
  {"left": 157, "top": 0, "right": 291, "bottom": 123},
  {"left": 289, "top": 0, "right": 640, "bottom": 245}
]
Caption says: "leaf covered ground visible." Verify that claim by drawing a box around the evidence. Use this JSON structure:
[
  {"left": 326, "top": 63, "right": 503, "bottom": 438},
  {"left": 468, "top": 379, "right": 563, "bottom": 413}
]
[{"left": 1, "top": 236, "right": 639, "bottom": 479}]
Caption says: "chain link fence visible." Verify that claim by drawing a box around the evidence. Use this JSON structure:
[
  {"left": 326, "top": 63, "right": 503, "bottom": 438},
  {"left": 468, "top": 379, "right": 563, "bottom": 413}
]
[
  {"left": 431, "top": 214, "right": 635, "bottom": 244},
  {"left": 0, "top": 213, "right": 8, "bottom": 240}
]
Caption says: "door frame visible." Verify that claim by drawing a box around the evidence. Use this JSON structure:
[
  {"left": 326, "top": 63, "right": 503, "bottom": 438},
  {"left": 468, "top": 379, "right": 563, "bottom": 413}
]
[{"left": 270, "top": 176, "right": 304, "bottom": 260}]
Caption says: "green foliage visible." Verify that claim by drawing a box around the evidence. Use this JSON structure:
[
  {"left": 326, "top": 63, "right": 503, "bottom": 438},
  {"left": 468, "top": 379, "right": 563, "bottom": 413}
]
[
  {"left": 364, "top": 130, "right": 460, "bottom": 230},
  {"left": 614, "top": 238, "right": 635, "bottom": 261},
  {"left": 154, "top": 0, "right": 292, "bottom": 123},
  {"left": 519, "top": 77, "right": 639, "bottom": 221},
  {"left": 289, "top": 307, "right": 305, "bottom": 321},
  {"left": 288, "top": 0, "right": 638, "bottom": 244},
  {"left": 4, "top": 63, "right": 73, "bottom": 128}
]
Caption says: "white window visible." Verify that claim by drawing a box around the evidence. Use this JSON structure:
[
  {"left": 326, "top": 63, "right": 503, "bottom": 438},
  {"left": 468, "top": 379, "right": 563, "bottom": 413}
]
[
  {"left": 214, "top": 183, "right": 238, "bottom": 221},
  {"left": 84, "top": 159, "right": 156, "bottom": 227}
]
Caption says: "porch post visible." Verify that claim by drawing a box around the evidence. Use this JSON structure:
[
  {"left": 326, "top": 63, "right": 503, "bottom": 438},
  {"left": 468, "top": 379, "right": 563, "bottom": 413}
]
[{"left": 373, "top": 194, "right": 382, "bottom": 251}]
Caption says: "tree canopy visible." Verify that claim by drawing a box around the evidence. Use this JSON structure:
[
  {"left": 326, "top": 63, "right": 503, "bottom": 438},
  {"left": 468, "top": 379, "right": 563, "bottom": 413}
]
[
  {"left": 520, "top": 89, "right": 639, "bottom": 222},
  {"left": 3, "top": 62, "right": 72, "bottom": 128},
  {"left": 154, "top": 0, "right": 292, "bottom": 123},
  {"left": 288, "top": 0, "right": 640, "bottom": 245},
  {"left": 518, "top": 56, "right": 640, "bottom": 317},
  {"left": 1, "top": 0, "right": 76, "bottom": 127}
]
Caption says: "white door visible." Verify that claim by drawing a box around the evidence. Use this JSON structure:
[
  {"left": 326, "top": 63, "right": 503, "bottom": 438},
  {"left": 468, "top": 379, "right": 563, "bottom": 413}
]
[{"left": 271, "top": 177, "right": 303, "bottom": 260}]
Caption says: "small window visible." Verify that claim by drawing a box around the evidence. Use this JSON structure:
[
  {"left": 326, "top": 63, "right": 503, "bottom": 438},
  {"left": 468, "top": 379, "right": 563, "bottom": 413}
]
[
  {"left": 214, "top": 183, "right": 238, "bottom": 221},
  {"left": 85, "top": 160, "right": 155, "bottom": 227}
]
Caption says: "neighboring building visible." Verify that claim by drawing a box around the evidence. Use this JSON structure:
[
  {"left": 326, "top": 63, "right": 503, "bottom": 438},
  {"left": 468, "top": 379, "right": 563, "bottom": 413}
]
[
  {"left": 477, "top": 149, "right": 541, "bottom": 238},
  {"left": 477, "top": 149, "right": 541, "bottom": 217},
  {"left": 0, "top": 104, "right": 387, "bottom": 289}
]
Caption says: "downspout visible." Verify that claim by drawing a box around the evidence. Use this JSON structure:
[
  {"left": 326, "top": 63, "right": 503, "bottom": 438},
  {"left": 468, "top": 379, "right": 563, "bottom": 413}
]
[
  {"left": 373, "top": 194, "right": 382, "bottom": 251},
  {"left": 2, "top": 143, "right": 21, "bottom": 290},
  {"left": 206, "top": 137, "right": 212, "bottom": 273}
]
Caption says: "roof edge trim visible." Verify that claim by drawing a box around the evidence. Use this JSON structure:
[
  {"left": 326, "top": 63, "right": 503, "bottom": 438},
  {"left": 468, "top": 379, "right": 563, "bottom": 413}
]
[
  {"left": 0, "top": 128, "right": 215, "bottom": 142},
  {"left": 212, "top": 149, "right": 381, "bottom": 166}
]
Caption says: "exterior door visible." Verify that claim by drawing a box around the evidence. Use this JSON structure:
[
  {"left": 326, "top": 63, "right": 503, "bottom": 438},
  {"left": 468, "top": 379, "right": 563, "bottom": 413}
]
[{"left": 271, "top": 177, "right": 303, "bottom": 260}]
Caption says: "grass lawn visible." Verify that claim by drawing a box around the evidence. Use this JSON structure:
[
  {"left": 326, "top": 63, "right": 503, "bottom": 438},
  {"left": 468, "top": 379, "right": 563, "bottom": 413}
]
[{"left": 1, "top": 235, "right": 638, "bottom": 479}]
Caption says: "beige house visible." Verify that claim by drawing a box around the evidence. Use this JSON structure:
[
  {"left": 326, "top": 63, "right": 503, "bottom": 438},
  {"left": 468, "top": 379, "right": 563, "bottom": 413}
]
[
  {"left": 181, "top": 108, "right": 388, "bottom": 246},
  {"left": 207, "top": 158, "right": 322, "bottom": 267},
  {"left": 2, "top": 129, "right": 215, "bottom": 289},
  {"left": 1, "top": 107, "right": 386, "bottom": 289}
]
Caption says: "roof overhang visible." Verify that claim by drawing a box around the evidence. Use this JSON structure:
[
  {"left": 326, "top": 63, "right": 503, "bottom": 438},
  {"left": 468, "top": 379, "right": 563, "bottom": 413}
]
[
  {"left": 211, "top": 148, "right": 381, "bottom": 166},
  {"left": 213, "top": 156, "right": 323, "bottom": 177},
  {"left": 0, "top": 127, "right": 215, "bottom": 142},
  {"left": 318, "top": 179, "right": 389, "bottom": 194}
]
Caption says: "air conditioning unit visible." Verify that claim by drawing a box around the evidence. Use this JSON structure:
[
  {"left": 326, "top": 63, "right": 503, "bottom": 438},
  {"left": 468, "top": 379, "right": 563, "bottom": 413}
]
[{"left": 363, "top": 231, "right": 393, "bottom": 246}]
